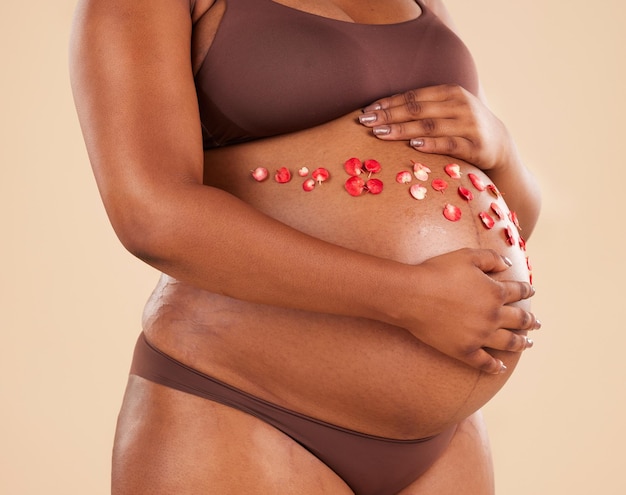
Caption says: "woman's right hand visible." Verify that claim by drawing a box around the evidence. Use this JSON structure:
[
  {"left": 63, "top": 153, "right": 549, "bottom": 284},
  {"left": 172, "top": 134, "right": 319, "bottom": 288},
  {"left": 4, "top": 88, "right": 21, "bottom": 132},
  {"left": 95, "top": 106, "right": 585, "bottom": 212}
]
[{"left": 391, "top": 248, "right": 539, "bottom": 374}]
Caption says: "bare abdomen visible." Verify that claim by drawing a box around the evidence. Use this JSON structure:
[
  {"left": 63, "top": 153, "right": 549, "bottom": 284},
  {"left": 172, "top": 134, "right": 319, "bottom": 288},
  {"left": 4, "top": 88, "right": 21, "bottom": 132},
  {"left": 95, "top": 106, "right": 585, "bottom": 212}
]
[{"left": 143, "top": 112, "right": 532, "bottom": 439}]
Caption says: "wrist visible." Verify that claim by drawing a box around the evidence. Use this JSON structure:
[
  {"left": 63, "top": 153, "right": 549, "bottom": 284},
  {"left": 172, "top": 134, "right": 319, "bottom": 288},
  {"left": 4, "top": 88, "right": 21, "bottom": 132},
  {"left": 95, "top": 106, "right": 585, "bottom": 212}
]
[{"left": 363, "top": 258, "right": 425, "bottom": 332}]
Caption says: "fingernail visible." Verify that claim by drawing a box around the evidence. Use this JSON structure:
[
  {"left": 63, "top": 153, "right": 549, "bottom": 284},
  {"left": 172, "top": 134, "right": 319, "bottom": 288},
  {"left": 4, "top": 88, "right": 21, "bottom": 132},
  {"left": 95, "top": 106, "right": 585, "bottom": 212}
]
[
  {"left": 525, "top": 337, "right": 534, "bottom": 348},
  {"left": 410, "top": 138, "right": 425, "bottom": 148},
  {"left": 498, "top": 361, "right": 508, "bottom": 374},
  {"left": 502, "top": 256, "right": 513, "bottom": 267},
  {"left": 359, "top": 113, "right": 377, "bottom": 124},
  {"left": 363, "top": 103, "right": 382, "bottom": 112},
  {"left": 373, "top": 125, "right": 391, "bottom": 136},
  {"left": 534, "top": 319, "right": 542, "bottom": 329}
]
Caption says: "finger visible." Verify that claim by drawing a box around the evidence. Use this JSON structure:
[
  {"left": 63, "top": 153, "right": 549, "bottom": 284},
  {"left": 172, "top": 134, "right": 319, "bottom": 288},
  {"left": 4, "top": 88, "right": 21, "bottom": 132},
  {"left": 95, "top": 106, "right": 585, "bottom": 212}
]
[
  {"left": 498, "top": 304, "right": 542, "bottom": 331},
  {"left": 362, "top": 84, "right": 464, "bottom": 113},
  {"left": 359, "top": 100, "right": 457, "bottom": 129},
  {"left": 463, "top": 348, "right": 508, "bottom": 375},
  {"left": 469, "top": 248, "right": 515, "bottom": 275},
  {"left": 500, "top": 279, "right": 536, "bottom": 305},
  {"left": 410, "top": 135, "right": 475, "bottom": 161},
  {"left": 486, "top": 328, "right": 535, "bottom": 353}
]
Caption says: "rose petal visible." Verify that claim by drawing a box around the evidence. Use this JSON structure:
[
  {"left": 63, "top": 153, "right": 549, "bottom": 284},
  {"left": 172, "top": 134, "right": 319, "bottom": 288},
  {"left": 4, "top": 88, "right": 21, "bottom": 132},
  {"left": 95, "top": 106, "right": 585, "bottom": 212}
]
[
  {"left": 409, "top": 184, "right": 427, "bottom": 200},
  {"left": 444, "top": 163, "right": 461, "bottom": 179},
  {"left": 443, "top": 203, "right": 462, "bottom": 221},
  {"left": 345, "top": 176, "right": 365, "bottom": 196}
]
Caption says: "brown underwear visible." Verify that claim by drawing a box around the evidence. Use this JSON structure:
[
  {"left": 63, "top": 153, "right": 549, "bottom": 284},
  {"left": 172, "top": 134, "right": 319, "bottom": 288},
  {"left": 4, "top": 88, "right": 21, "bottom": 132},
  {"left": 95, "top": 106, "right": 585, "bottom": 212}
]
[{"left": 130, "top": 333, "right": 456, "bottom": 495}]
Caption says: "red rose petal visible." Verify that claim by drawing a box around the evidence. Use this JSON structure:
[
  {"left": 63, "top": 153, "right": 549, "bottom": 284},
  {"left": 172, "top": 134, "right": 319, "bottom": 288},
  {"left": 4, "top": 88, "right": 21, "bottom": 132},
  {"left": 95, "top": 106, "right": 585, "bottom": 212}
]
[
  {"left": 458, "top": 186, "right": 474, "bottom": 201},
  {"left": 345, "top": 176, "right": 365, "bottom": 196},
  {"left": 363, "top": 159, "right": 382, "bottom": 174},
  {"left": 443, "top": 203, "right": 462, "bottom": 221},
  {"left": 490, "top": 202, "right": 504, "bottom": 220},
  {"left": 444, "top": 163, "right": 461, "bottom": 179},
  {"left": 274, "top": 167, "right": 292, "bottom": 183},
  {"left": 486, "top": 184, "right": 501, "bottom": 198},
  {"left": 432, "top": 178, "right": 448, "bottom": 193},
  {"left": 479, "top": 211, "right": 495, "bottom": 229},
  {"left": 366, "top": 178, "right": 384, "bottom": 194},
  {"left": 396, "top": 171, "right": 412, "bottom": 184},
  {"left": 410, "top": 184, "right": 427, "bottom": 200},
  {"left": 302, "top": 179, "right": 316, "bottom": 191},
  {"left": 251, "top": 167, "right": 269, "bottom": 182},
  {"left": 468, "top": 173, "right": 486, "bottom": 191},
  {"left": 412, "top": 161, "right": 431, "bottom": 181},
  {"left": 312, "top": 167, "right": 330, "bottom": 183},
  {"left": 509, "top": 210, "right": 521, "bottom": 230},
  {"left": 344, "top": 157, "right": 363, "bottom": 176},
  {"left": 504, "top": 226, "right": 515, "bottom": 245}
]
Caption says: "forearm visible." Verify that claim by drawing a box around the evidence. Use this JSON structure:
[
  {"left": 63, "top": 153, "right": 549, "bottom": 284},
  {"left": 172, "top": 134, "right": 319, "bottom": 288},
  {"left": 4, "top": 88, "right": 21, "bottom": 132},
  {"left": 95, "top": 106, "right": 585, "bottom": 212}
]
[{"left": 120, "top": 180, "right": 405, "bottom": 323}]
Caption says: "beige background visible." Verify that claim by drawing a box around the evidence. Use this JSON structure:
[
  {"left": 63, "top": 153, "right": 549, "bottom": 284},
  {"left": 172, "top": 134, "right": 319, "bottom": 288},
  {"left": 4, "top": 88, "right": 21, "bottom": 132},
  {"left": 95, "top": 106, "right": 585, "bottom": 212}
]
[{"left": 2, "top": 0, "right": 624, "bottom": 493}]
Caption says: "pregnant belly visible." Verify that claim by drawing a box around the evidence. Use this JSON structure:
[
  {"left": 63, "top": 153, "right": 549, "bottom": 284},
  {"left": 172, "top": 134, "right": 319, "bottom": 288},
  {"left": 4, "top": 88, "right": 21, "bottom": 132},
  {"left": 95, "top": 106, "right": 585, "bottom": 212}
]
[{"left": 143, "top": 113, "right": 532, "bottom": 439}]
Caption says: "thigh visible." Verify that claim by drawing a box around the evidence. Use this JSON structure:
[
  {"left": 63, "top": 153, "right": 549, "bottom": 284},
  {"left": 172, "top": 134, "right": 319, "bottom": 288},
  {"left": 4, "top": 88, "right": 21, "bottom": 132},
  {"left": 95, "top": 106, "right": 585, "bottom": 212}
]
[
  {"left": 112, "top": 376, "right": 354, "bottom": 495},
  {"left": 397, "top": 411, "right": 495, "bottom": 495}
]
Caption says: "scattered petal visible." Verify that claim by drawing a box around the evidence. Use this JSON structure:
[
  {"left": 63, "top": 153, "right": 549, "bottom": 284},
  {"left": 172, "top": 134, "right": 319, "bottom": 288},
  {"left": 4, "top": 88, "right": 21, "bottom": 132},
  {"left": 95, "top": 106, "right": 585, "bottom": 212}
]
[
  {"left": 345, "top": 176, "right": 366, "bottom": 196},
  {"left": 479, "top": 211, "right": 495, "bottom": 229},
  {"left": 396, "top": 170, "right": 412, "bottom": 184},
  {"left": 363, "top": 159, "right": 382, "bottom": 174},
  {"left": 312, "top": 167, "right": 330, "bottom": 183},
  {"left": 519, "top": 236, "right": 527, "bottom": 251},
  {"left": 486, "top": 184, "right": 501, "bottom": 198},
  {"left": 251, "top": 167, "right": 269, "bottom": 182},
  {"left": 302, "top": 178, "right": 316, "bottom": 191},
  {"left": 344, "top": 157, "right": 363, "bottom": 176},
  {"left": 468, "top": 173, "right": 486, "bottom": 191},
  {"left": 274, "top": 167, "right": 292, "bottom": 183},
  {"left": 458, "top": 186, "right": 474, "bottom": 201},
  {"left": 509, "top": 210, "right": 521, "bottom": 230},
  {"left": 444, "top": 163, "right": 461, "bottom": 179},
  {"left": 443, "top": 203, "right": 462, "bottom": 221},
  {"left": 504, "top": 225, "right": 515, "bottom": 245},
  {"left": 298, "top": 167, "right": 309, "bottom": 177},
  {"left": 431, "top": 178, "right": 448, "bottom": 193},
  {"left": 409, "top": 184, "right": 428, "bottom": 200},
  {"left": 490, "top": 202, "right": 504, "bottom": 219},
  {"left": 366, "top": 178, "right": 384, "bottom": 194},
  {"left": 412, "top": 161, "right": 432, "bottom": 181}
]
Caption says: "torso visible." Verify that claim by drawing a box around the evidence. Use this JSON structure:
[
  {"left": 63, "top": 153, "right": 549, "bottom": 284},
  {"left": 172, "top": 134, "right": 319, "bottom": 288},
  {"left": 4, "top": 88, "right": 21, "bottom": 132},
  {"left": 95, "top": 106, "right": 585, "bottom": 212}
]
[{"left": 142, "top": 0, "right": 531, "bottom": 439}]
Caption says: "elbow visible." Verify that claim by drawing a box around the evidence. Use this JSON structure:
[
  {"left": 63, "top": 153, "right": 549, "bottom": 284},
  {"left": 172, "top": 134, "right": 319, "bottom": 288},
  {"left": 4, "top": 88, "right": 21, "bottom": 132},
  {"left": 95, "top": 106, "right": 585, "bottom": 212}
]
[{"left": 105, "top": 196, "right": 174, "bottom": 268}]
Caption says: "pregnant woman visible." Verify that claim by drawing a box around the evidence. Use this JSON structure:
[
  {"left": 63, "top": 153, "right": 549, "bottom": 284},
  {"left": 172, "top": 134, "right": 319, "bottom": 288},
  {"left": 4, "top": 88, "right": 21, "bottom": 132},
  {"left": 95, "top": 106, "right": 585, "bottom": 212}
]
[{"left": 70, "top": 0, "right": 541, "bottom": 493}]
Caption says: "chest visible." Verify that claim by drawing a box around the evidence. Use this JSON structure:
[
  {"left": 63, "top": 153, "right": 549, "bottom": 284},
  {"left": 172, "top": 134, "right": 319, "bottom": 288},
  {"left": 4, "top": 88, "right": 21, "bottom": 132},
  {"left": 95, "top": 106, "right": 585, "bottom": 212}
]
[{"left": 191, "top": 0, "right": 478, "bottom": 147}]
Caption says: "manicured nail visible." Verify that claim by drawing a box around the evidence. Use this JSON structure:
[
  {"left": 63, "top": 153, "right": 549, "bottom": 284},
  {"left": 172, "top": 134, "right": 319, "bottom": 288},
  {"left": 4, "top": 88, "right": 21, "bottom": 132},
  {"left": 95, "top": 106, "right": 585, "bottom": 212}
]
[
  {"left": 359, "top": 113, "right": 377, "bottom": 124},
  {"left": 498, "top": 361, "right": 508, "bottom": 374},
  {"left": 410, "top": 138, "right": 425, "bottom": 148},
  {"left": 502, "top": 256, "right": 513, "bottom": 266},
  {"left": 363, "top": 103, "right": 382, "bottom": 112},
  {"left": 373, "top": 125, "right": 391, "bottom": 136},
  {"left": 534, "top": 319, "right": 542, "bottom": 329},
  {"left": 525, "top": 337, "right": 534, "bottom": 348}
]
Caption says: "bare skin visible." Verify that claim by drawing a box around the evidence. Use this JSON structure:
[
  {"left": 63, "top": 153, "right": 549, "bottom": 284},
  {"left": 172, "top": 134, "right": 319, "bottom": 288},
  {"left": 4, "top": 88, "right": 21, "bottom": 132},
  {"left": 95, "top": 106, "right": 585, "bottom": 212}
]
[{"left": 69, "top": 0, "right": 541, "bottom": 493}]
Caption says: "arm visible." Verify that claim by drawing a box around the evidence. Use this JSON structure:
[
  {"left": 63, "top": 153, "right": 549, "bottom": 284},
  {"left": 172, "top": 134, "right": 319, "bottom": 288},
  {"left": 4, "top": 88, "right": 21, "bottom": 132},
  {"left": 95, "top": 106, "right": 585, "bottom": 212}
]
[
  {"left": 359, "top": 1, "right": 541, "bottom": 235},
  {"left": 69, "top": 0, "right": 538, "bottom": 373}
]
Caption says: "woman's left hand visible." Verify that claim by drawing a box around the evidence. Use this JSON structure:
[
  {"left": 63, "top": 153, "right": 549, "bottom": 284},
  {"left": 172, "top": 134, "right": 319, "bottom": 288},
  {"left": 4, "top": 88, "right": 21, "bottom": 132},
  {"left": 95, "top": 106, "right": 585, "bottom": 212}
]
[{"left": 359, "top": 84, "right": 513, "bottom": 172}]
